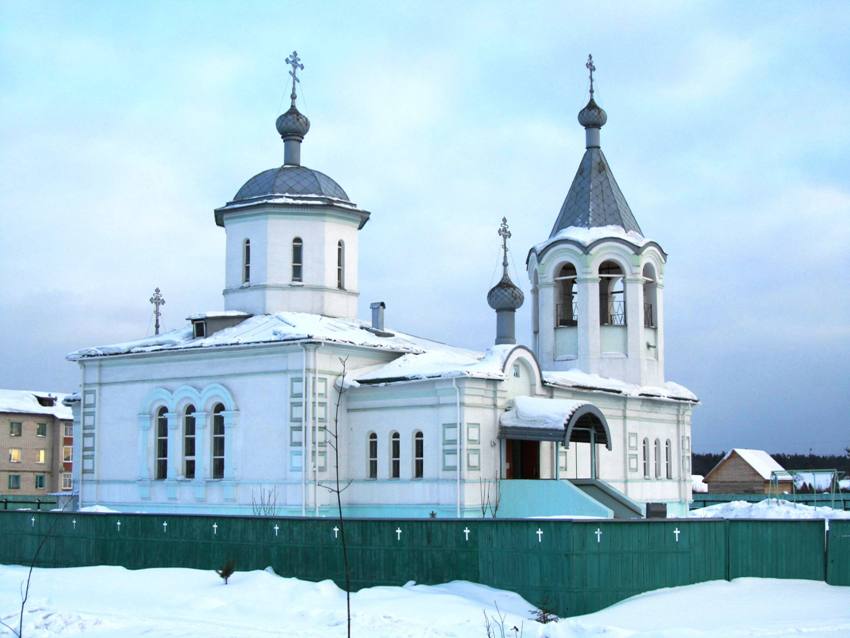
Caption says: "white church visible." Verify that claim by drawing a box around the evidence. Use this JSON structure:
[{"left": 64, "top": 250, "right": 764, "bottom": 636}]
[{"left": 66, "top": 54, "right": 697, "bottom": 518}]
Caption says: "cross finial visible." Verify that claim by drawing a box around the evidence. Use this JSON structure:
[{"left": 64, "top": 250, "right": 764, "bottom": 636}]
[
  {"left": 149, "top": 287, "right": 165, "bottom": 335},
  {"left": 586, "top": 54, "right": 596, "bottom": 98},
  {"left": 286, "top": 50, "right": 304, "bottom": 106},
  {"left": 498, "top": 217, "right": 512, "bottom": 275}
]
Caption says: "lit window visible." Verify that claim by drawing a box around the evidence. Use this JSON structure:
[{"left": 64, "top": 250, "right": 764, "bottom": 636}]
[
  {"left": 9, "top": 448, "right": 21, "bottom": 463},
  {"left": 36, "top": 423, "right": 47, "bottom": 437},
  {"left": 642, "top": 438, "right": 650, "bottom": 479},
  {"left": 337, "top": 240, "right": 345, "bottom": 289},
  {"left": 9, "top": 422, "right": 21, "bottom": 437},
  {"left": 8, "top": 475, "right": 21, "bottom": 490},
  {"left": 368, "top": 433, "right": 378, "bottom": 479},
  {"left": 35, "top": 474, "right": 45, "bottom": 489},
  {"left": 242, "top": 239, "right": 251, "bottom": 284},
  {"left": 62, "top": 473, "right": 72, "bottom": 490},
  {"left": 292, "top": 237, "right": 303, "bottom": 282},
  {"left": 413, "top": 431, "right": 424, "bottom": 479},
  {"left": 37, "top": 450, "right": 46, "bottom": 464},
  {"left": 155, "top": 407, "right": 168, "bottom": 480},
  {"left": 64, "top": 423, "right": 73, "bottom": 438},
  {"left": 665, "top": 439, "right": 673, "bottom": 479},
  {"left": 183, "top": 405, "right": 196, "bottom": 479},
  {"left": 212, "top": 403, "right": 225, "bottom": 479},
  {"left": 390, "top": 432, "right": 400, "bottom": 479},
  {"left": 63, "top": 445, "right": 73, "bottom": 463}
]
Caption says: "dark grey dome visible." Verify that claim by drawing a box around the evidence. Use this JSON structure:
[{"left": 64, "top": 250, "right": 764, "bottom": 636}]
[
  {"left": 487, "top": 274, "right": 524, "bottom": 311},
  {"left": 276, "top": 105, "right": 310, "bottom": 140},
  {"left": 233, "top": 165, "right": 350, "bottom": 202},
  {"left": 578, "top": 98, "right": 607, "bottom": 129}
]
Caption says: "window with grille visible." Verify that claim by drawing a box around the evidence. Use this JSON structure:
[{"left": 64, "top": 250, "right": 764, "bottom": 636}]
[
  {"left": 212, "top": 404, "right": 225, "bottom": 479},
  {"left": 292, "top": 237, "right": 303, "bottom": 282},
  {"left": 62, "top": 473, "right": 72, "bottom": 490},
  {"left": 155, "top": 407, "right": 168, "bottom": 480},
  {"left": 183, "top": 405, "right": 196, "bottom": 479},
  {"left": 390, "top": 432, "right": 400, "bottom": 479},
  {"left": 242, "top": 239, "right": 251, "bottom": 284},
  {"left": 413, "top": 431, "right": 424, "bottom": 479},
  {"left": 337, "top": 240, "right": 345, "bottom": 289},
  {"left": 368, "top": 433, "right": 378, "bottom": 479}
]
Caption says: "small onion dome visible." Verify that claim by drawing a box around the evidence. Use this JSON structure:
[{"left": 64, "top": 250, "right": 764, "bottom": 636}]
[
  {"left": 487, "top": 274, "right": 524, "bottom": 311},
  {"left": 276, "top": 105, "right": 311, "bottom": 141},
  {"left": 578, "top": 97, "right": 607, "bottom": 129}
]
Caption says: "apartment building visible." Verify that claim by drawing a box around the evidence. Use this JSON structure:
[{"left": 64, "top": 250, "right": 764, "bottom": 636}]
[{"left": 0, "top": 389, "right": 73, "bottom": 496}]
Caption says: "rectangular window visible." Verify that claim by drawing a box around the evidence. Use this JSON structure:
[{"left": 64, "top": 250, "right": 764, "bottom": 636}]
[
  {"left": 36, "top": 422, "right": 47, "bottom": 437},
  {"left": 292, "top": 239, "right": 303, "bottom": 282},
  {"left": 8, "top": 475, "right": 21, "bottom": 490},
  {"left": 290, "top": 402, "right": 303, "bottom": 422},
  {"left": 442, "top": 423, "right": 457, "bottom": 445},
  {"left": 9, "top": 448, "right": 21, "bottom": 463},
  {"left": 442, "top": 450, "right": 457, "bottom": 471},
  {"left": 37, "top": 450, "right": 46, "bottom": 464},
  {"left": 63, "top": 445, "right": 73, "bottom": 463},
  {"left": 290, "top": 378, "right": 303, "bottom": 398},
  {"left": 62, "top": 473, "right": 72, "bottom": 490},
  {"left": 193, "top": 321, "right": 206, "bottom": 339},
  {"left": 9, "top": 422, "right": 22, "bottom": 437},
  {"left": 64, "top": 423, "right": 73, "bottom": 438},
  {"left": 35, "top": 474, "right": 45, "bottom": 489},
  {"left": 558, "top": 446, "right": 568, "bottom": 472}
]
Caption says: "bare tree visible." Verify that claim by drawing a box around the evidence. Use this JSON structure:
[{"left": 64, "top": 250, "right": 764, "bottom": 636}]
[
  {"left": 318, "top": 356, "right": 353, "bottom": 638},
  {"left": 250, "top": 485, "right": 280, "bottom": 517}
]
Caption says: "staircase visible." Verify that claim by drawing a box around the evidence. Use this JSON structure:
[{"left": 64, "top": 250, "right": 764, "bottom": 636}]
[{"left": 569, "top": 479, "right": 644, "bottom": 519}]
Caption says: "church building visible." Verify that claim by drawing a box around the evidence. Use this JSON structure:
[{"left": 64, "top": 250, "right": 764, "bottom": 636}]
[{"left": 65, "top": 54, "right": 697, "bottom": 518}]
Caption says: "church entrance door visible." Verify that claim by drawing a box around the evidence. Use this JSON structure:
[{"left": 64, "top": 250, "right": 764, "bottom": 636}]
[{"left": 505, "top": 439, "right": 540, "bottom": 479}]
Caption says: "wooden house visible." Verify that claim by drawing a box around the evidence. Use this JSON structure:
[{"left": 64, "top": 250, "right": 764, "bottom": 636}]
[{"left": 703, "top": 449, "right": 791, "bottom": 494}]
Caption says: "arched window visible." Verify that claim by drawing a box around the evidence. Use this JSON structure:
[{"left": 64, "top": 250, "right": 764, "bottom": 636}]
[
  {"left": 367, "top": 433, "right": 378, "bottom": 479},
  {"left": 413, "top": 431, "right": 424, "bottom": 479},
  {"left": 292, "top": 237, "right": 303, "bottom": 282},
  {"left": 390, "top": 431, "right": 400, "bottom": 479},
  {"left": 155, "top": 407, "right": 168, "bottom": 480},
  {"left": 643, "top": 263, "right": 657, "bottom": 329},
  {"left": 599, "top": 261, "right": 626, "bottom": 326},
  {"left": 337, "top": 240, "right": 345, "bottom": 290},
  {"left": 242, "top": 239, "right": 251, "bottom": 284},
  {"left": 642, "top": 437, "right": 649, "bottom": 479},
  {"left": 654, "top": 438, "right": 662, "bottom": 479},
  {"left": 556, "top": 263, "right": 578, "bottom": 326},
  {"left": 665, "top": 439, "right": 672, "bottom": 479},
  {"left": 183, "top": 405, "right": 196, "bottom": 479},
  {"left": 212, "top": 403, "right": 225, "bottom": 479}
]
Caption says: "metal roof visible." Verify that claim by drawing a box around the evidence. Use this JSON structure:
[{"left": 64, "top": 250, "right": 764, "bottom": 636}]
[
  {"left": 549, "top": 147, "right": 643, "bottom": 238},
  {"left": 233, "top": 165, "right": 350, "bottom": 203}
]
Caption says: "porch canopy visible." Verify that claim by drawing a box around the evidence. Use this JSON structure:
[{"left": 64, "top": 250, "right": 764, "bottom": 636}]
[{"left": 499, "top": 396, "right": 612, "bottom": 450}]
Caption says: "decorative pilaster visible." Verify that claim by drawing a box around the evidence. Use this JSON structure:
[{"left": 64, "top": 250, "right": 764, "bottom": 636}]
[
  {"left": 577, "top": 274, "right": 600, "bottom": 373},
  {"left": 136, "top": 413, "right": 152, "bottom": 499},
  {"left": 221, "top": 409, "right": 239, "bottom": 501},
  {"left": 538, "top": 282, "right": 555, "bottom": 365},
  {"left": 193, "top": 410, "right": 209, "bottom": 500},
  {"left": 165, "top": 411, "right": 179, "bottom": 500},
  {"left": 625, "top": 274, "right": 644, "bottom": 383}
]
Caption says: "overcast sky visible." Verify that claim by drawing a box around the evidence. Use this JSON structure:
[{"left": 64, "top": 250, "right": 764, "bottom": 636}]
[{"left": 1, "top": 1, "right": 848, "bottom": 453}]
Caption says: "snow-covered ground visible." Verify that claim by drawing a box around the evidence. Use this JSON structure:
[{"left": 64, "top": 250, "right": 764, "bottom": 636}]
[
  {"left": 689, "top": 498, "right": 850, "bottom": 519},
  {"left": 1, "top": 564, "right": 849, "bottom": 637}
]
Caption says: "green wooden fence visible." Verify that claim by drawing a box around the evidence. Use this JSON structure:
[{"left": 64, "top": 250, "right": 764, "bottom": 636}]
[{"left": 0, "top": 512, "right": 836, "bottom": 617}]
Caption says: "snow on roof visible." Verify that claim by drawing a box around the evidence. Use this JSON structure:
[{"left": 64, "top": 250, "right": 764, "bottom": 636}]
[
  {"left": 500, "top": 396, "right": 589, "bottom": 430},
  {"left": 354, "top": 344, "right": 517, "bottom": 384},
  {"left": 533, "top": 225, "right": 652, "bottom": 255},
  {"left": 544, "top": 368, "right": 697, "bottom": 402},
  {"left": 0, "top": 389, "right": 73, "bottom": 420},
  {"left": 186, "top": 311, "right": 251, "bottom": 320},
  {"left": 711, "top": 449, "right": 785, "bottom": 480}
]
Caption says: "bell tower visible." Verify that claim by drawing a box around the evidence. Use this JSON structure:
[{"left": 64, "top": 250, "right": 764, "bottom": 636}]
[{"left": 527, "top": 56, "right": 667, "bottom": 386}]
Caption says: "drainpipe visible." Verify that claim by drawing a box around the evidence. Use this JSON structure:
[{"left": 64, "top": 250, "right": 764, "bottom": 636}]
[
  {"left": 300, "top": 344, "right": 307, "bottom": 516},
  {"left": 452, "top": 377, "right": 461, "bottom": 518},
  {"left": 314, "top": 343, "right": 322, "bottom": 517}
]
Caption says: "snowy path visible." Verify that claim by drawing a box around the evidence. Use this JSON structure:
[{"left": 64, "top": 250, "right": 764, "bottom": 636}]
[{"left": 1, "top": 564, "right": 849, "bottom": 637}]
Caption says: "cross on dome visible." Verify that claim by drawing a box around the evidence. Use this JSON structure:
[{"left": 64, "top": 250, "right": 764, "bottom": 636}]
[
  {"left": 586, "top": 54, "right": 596, "bottom": 98},
  {"left": 286, "top": 50, "right": 304, "bottom": 105},
  {"left": 498, "top": 217, "right": 512, "bottom": 274}
]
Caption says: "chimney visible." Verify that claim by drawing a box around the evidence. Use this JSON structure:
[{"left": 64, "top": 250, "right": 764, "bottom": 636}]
[{"left": 370, "top": 302, "right": 385, "bottom": 331}]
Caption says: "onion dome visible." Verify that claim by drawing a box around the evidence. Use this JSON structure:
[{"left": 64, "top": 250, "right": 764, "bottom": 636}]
[
  {"left": 276, "top": 105, "right": 310, "bottom": 142},
  {"left": 487, "top": 273, "right": 524, "bottom": 311},
  {"left": 578, "top": 97, "right": 607, "bottom": 129}
]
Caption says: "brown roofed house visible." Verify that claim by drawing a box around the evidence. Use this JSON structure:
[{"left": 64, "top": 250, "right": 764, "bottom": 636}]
[{"left": 703, "top": 448, "right": 791, "bottom": 494}]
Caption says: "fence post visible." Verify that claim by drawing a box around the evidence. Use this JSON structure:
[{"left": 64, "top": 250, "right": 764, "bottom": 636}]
[{"left": 724, "top": 519, "right": 730, "bottom": 581}]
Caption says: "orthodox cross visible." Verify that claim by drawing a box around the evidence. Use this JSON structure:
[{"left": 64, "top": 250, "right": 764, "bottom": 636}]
[
  {"left": 594, "top": 528, "right": 603, "bottom": 543},
  {"left": 149, "top": 287, "right": 165, "bottom": 335},
  {"left": 586, "top": 54, "right": 596, "bottom": 98},
  {"left": 535, "top": 528, "right": 543, "bottom": 543},
  {"left": 286, "top": 50, "right": 304, "bottom": 105},
  {"left": 498, "top": 217, "right": 512, "bottom": 275},
  {"left": 673, "top": 528, "right": 681, "bottom": 543}
]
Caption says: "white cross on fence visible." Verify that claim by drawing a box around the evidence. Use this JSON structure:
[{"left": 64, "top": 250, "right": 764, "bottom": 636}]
[
  {"left": 463, "top": 527, "right": 470, "bottom": 541},
  {"left": 273, "top": 524, "right": 280, "bottom": 537},
  {"left": 396, "top": 527, "right": 402, "bottom": 541},
  {"left": 116, "top": 521, "right": 121, "bottom": 532},
  {"left": 333, "top": 526, "right": 339, "bottom": 539},
  {"left": 674, "top": 528, "right": 681, "bottom": 543},
  {"left": 595, "top": 528, "right": 603, "bottom": 543},
  {"left": 536, "top": 528, "right": 543, "bottom": 543},
  {"left": 162, "top": 521, "right": 168, "bottom": 533},
  {"left": 71, "top": 519, "right": 76, "bottom": 530},
  {"left": 30, "top": 517, "right": 35, "bottom": 527},
  {"left": 212, "top": 523, "right": 218, "bottom": 535}
]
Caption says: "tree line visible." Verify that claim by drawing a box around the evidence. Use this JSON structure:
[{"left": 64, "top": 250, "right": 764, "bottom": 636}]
[{"left": 692, "top": 451, "right": 850, "bottom": 477}]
